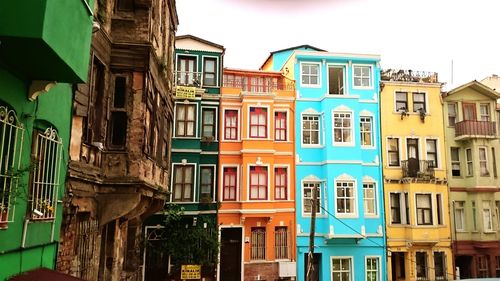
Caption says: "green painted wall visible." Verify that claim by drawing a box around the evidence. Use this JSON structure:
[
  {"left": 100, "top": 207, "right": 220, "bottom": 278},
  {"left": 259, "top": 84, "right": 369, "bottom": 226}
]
[{"left": 0, "top": 70, "right": 73, "bottom": 280}]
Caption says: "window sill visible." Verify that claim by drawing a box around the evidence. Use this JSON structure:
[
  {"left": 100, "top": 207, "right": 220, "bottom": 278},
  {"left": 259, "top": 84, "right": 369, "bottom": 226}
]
[
  {"left": 300, "top": 84, "right": 321, "bottom": 88},
  {"left": 352, "top": 86, "right": 373, "bottom": 90},
  {"left": 361, "top": 146, "right": 376, "bottom": 150},
  {"left": 332, "top": 143, "right": 355, "bottom": 147},
  {"left": 301, "top": 145, "right": 324, "bottom": 148},
  {"left": 483, "top": 231, "right": 496, "bottom": 234},
  {"left": 335, "top": 214, "right": 359, "bottom": 219},
  {"left": 222, "top": 139, "right": 242, "bottom": 142}
]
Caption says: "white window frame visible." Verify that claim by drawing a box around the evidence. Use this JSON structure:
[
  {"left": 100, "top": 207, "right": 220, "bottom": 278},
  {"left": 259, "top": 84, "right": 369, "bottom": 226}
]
[
  {"left": 466, "top": 148, "right": 473, "bottom": 176},
  {"left": 394, "top": 91, "right": 409, "bottom": 112},
  {"left": 201, "top": 55, "right": 220, "bottom": 88},
  {"left": 334, "top": 179, "right": 357, "bottom": 218},
  {"left": 479, "top": 103, "right": 490, "bottom": 121},
  {"left": 412, "top": 92, "right": 428, "bottom": 114},
  {"left": 483, "top": 200, "right": 494, "bottom": 232},
  {"left": 454, "top": 201, "right": 465, "bottom": 231},
  {"left": 0, "top": 106, "right": 24, "bottom": 225},
  {"left": 415, "top": 193, "right": 433, "bottom": 226},
  {"left": 175, "top": 53, "right": 199, "bottom": 86},
  {"left": 479, "top": 147, "right": 490, "bottom": 177},
  {"left": 363, "top": 181, "right": 378, "bottom": 217},
  {"left": 170, "top": 162, "right": 197, "bottom": 203},
  {"left": 220, "top": 164, "right": 239, "bottom": 202},
  {"left": 332, "top": 111, "right": 354, "bottom": 146},
  {"left": 199, "top": 164, "right": 216, "bottom": 203},
  {"left": 247, "top": 105, "right": 270, "bottom": 140},
  {"left": 222, "top": 107, "right": 241, "bottom": 142},
  {"left": 326, "top": 63, "right": 348, "bottom": 96},
  {"left": 450, "top": 147, "right": 461, "bottom": 177},
  {"left": 424, "top": 137, "right": 440, "bottom": 169},
  {"left": 247, "top": 164, "right": 270, "bottom": 201},
  {"left": 30, "top": 127, "right": 63, "bottom": 220},
  {"left": 352, "top": 64, "right": 373, "bottom": 89},
  {"left": 301, "top": 113, "right": 321, "bottom": 147},
  {"left": 447, "top": 103, "right": 457, "bottom": 126},
  {"left": 274, "top": 164, "right": 290, "bottom": 201},
  {"left": 386, "top": 137, "right": 401, "bottom": 167},
  {"left": 390, "top": 192, "right": 409, "bottom": 225},
  {"left": 302, "top": 180, "right": 323, "bottom": 217},
  {"left": 360, "top": 115, "right": 374, "bottom": 148},
  {"left": 200, "top": 106, "right": 218, "bottom": 141},
  {"left": 273, "top": 109, "right": 289, "bottom": 142},
  {"left": 173, "top": 102, "right": 198, "bottom": 138},
  {"left": 365, "top": 256, "right": 381, "bottom": 281},
  {"left": 331, "top": 256, "right": 354, "bottom": 281},
  {"left": 300, "top": 62, "right": 321, "bottom": 88}
]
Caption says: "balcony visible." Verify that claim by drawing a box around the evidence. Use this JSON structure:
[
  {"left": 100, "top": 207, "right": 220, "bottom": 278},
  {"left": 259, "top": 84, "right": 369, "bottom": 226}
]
[
  {"left": 175, "top": 71, "right": 203, "bottom": 87},
  {"left": 401, "top": 159, "right": 435, "bottom": 179},
  {"left": 223, "top": 70, "right": 295, "bottom": 93},
  {"left": 0, "top": 0, "right": 93, "bottom": 83},
  {"left": 455, "top": 120, "right": 497, "bottom": 140}
]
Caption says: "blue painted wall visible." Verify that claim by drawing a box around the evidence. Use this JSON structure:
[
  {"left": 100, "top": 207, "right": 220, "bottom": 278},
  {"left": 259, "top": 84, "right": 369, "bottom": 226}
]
[{"left": 271, "top": 49, "right": 387, "bottom": 281}]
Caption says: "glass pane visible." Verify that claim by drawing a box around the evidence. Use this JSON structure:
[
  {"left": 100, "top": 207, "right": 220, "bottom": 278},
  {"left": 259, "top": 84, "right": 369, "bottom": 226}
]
[{"left": 204, "top": 59, "right": 215, "bottom": 72}]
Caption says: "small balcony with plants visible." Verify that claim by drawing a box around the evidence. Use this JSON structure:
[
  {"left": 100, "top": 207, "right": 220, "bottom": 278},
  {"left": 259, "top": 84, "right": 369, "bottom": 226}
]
[{"left": 401, "top": 159, "right": 435, "bottom": 179}]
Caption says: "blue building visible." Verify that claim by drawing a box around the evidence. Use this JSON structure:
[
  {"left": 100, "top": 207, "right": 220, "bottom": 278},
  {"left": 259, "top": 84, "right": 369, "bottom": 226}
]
[{"left": 262, "top": 46, "right": 387, "bottom": 281}]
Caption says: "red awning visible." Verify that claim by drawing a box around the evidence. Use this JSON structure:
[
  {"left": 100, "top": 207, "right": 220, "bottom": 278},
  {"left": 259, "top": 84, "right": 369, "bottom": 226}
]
[{"left": 9, "top": 268, "right": 85, "bottom": 281}]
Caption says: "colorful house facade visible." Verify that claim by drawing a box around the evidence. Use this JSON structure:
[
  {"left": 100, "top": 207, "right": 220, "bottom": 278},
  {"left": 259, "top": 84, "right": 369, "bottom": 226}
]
[
  {"left": 263, "top": 46, "right": 387, "bottom": 281},
  {"left": 380, "top": 70, "right": 453, "bottom": 281},
  {"left": 0, "top": 0, "right": 93, "bottom": 279},
  {"left": 218, "top": 68, "right": 296, "bottom": 281},
  {"left": 443, "top": 81, "right": 500, "bottom": 278}
]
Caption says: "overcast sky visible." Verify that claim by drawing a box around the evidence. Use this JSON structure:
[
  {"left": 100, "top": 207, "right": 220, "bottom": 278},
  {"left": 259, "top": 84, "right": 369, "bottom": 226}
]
[{"left": 176, "top": 0, "right": 499, "bottom": 90}]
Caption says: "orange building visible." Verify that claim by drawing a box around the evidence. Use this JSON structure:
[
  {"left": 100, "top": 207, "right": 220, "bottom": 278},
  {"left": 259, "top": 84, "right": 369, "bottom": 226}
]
[{"left": 218, "top": 69, "right": 296, "bottom": 281}]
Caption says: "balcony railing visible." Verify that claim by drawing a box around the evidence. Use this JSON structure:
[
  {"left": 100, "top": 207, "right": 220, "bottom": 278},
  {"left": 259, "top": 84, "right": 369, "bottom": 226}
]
[
  {"left": 223, "top": 74, "right": 295, "bottom": 92},
  {"left": 455, "top": 120, "right": 497, "bottom": 139},
  {"left": 401, "top": 159, "right": 435, "bottom": 179},
  {"left": 175, "top": 71, "right": 203, "bottom": 87}
]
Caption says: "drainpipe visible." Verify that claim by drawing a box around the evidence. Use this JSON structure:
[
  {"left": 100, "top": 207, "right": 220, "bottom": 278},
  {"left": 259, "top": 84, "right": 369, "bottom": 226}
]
[{"left": 21, "top": 218, "right": 29, "bottom": 248}]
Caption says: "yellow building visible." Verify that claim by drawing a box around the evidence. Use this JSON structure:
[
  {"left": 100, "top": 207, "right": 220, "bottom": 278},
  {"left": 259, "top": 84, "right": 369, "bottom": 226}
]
[{"left": 380, "top": 70, "right": 454, "bottom": 281}]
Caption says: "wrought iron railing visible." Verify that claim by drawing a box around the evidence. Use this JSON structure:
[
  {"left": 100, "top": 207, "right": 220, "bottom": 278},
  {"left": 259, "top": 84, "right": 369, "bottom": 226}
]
[
  {"left": 175, "top": 71, "right": 203, "bottom": 87},
  {"left": 401, "top": 159, "right": 435, "bottom": 179},
  {"left": 223, "top": 75, "right": 295, "bottom": 92},
  {"left": 455, "top": 120, "right": 497, "bottom": 138}
]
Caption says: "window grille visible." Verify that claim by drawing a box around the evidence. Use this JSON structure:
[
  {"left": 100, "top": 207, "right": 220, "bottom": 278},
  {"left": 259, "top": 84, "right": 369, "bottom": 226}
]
[
  {"left": 0, "top": 106, "right": 24, "bottom": 225},
  {"left": 250, "top": 227, "right": 266, "bottom": 260},
  {"left": 30, "top": 127, "right": 62, "bottom": 220},
  {"left": 275, "top": 227, "right": 288, "bottom": 260}
]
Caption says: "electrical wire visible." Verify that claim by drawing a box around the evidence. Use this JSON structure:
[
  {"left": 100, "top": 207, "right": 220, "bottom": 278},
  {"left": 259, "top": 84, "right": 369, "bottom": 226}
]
[{"left": 318, "top": 204, "right": 457, "bottom": 279}]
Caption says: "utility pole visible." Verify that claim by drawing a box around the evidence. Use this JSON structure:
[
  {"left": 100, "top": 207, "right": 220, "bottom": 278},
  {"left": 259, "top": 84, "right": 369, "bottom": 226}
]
[{"left": 306, "top": 184, "right": 318, "bottom": 281}]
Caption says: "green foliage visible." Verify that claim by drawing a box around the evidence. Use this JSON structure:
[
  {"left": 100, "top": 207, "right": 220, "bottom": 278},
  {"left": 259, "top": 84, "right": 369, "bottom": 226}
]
[{"left": 159, "top": 204, "right": 219, "bottom": 275}]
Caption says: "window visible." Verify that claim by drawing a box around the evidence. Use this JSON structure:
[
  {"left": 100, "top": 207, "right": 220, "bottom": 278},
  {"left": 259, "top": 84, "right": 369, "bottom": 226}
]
[
  {"left": 480, "top": 103, "right": 490, "bottom": 121},
  {"left": 390, "top": 192, "right": 411, "bottom": 225},
  {"left": 395, "top": 92, "right": 408, "bottom": 112},
  {"left": 466, "top": 148, "right": 473, "bottom": 176},
  {"left": 496, "top": 201, "right": 500, "bottom": 230},
  {"left": 366, "top": 257, "right": 379, "bottom": 281},
  {"left": 328, "top": 66, "right": 345, "bottom": 95},
  {"left": 360, "top": 116, "right": 373, "bottom": 146},
  {"left": 200, "top": 166, "right": 214, "bottom": 201},
  {"left": 249, "top": 166, "right": 267, "bottom": 200},
  {"left": 175, "top": 104, "right": 196, "bottom": 137},
  {"left": 274, "top": 167, "right": 287, "bottom": 200},
  {"left": 109, "top": 76, "right": 128, "bottom": 148},
  {"left": 275, "top": 227, "right": 288, "bottom": 260},
  {"left": 479, "top": 147, "right": 489, "bottom": 176},
  {"left": 301, "top": 63, "right": 320, "bottom": 86},
  {"left": 463, "top": 103, "right": 476, "bottom": 121},
  {"left": 0, "top": 106, "right": 24, "bottom": 225},
  {"left": 332, "top": 258, "right": 352, "bottom": 281},
  {"left": 177, "top": 56, "right": 197, "bottom": 86},
  {"left": 302, "top": 115, "right": 320, "bottom": 145},
  {"left": 416, "top": 194, "right": 433, "bottom": 225},
  {"left": 203, "top": 57, "right": 217, "bottom": 86},
  {"left": 426, "top": 139, "right": 438, "bottom": 167},
  {"left": 336, "top": 181, "right": 355, "bottom": 215},
  {"left": 353, "top": 65, "right": 371, "bottom": 87},
  {"left": 450, "top": 148, "right": 461, "bottom": 176},
  {"left": 333, "top": 112, "right": 352, "bottom": 144},
  {"left": 84, "top": 57, "right": 105, "bottom": 144},
  {"left": 413, "top": 92, "right": 426, "bottom": 113},
  {"left": 363, "top": 183, "right": 377, "bottom": 216},
  {"left": 116, "top": 0, "right": 133, "bottom": 11},
  {"left": 448, "top": 103, "right": 457, "bottom": 126},
  {"left": 222, "top": 167, "right": 237, "bottom": 201},
  {"left": 434, "top": 252, "right": 446, "bottom": 280},
  {"left": 249, "top": 107, "right": 267, "bottom": 138},
  {"left": 454, "top": 201, "right": 465, "bottom": 231},
  {"left": 224, "top": 110, "right": 238, "bottom": 140},
  {"left": 30, "top": 127, "right": 63, "bottom": 220},
  {"left": 250, "top": 227, "right": 266, "bottom": 260},
  {"left": 477, "top": 256, "right": 489, "bottom": 278},
  {"left": 416, "top": 252, "right": 428, "bottom": 280},
  {"left": 172, "top": 165, "right": 194, "bottom": 202},
  {"left": 303, "top": 182, "right": 321, "bottom": 214},
  {"left": 483, "top": 201, "right": 493, "bottom": 232},
  {"left": 274, "top": 112, "right": 287, "bottom": 141},
  {"left": 436, "top": 194, "right": 443, "bottom": 225},
  {"left": 201, "top": 108, "right": 216, "bottom": 139},
  {"left": 472, "top": 201, "right": 477, "bottom": 231},
  {"left": 493, "top": 148, "right": 498, "bottom": 178},
  {"left": 387, "top": 138, "right": 400, "bottom": 166}
]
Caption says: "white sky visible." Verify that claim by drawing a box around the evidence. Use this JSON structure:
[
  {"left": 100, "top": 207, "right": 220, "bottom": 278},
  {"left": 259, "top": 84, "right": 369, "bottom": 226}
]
[{"left": 176, "top": 0, "right": 500, "bottom": 90}]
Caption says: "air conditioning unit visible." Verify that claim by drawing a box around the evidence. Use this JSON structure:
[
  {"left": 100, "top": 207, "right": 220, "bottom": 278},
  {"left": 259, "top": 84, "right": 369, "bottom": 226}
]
[{"left": 279, "top": 261, "right": 296, "bottom": 278}]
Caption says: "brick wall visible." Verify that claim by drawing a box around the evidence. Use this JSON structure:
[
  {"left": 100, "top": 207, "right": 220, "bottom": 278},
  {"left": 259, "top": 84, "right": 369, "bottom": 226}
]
[{"left": 244, "top": 262, "right": 279, "bottom": 281}]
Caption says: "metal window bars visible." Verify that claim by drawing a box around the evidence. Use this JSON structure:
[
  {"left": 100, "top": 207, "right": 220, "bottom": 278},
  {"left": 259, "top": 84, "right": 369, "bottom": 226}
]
[
  {"left": 0, "top": 106, "right": 24, "bottom": 225},
  {"left": 250, "top": 228, "right": 266, "bottom": 261},
  {"left": 30, "top": 127, "right": 62, "bottom": 220},
  {"left": 275, "top": 227, "right": 289, "bottom": 260}
]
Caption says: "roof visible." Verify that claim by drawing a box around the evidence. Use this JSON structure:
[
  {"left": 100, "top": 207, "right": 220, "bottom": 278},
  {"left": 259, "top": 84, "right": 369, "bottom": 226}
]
[
  {"left": 444, "top": 80, "right": 500, "bottom": 99},
  {"left": 175, "top": 34, "right": 225, "bottom": 52},
  {"left": 260, "top": 44, "right": 325, "bottom": 70},
  {"left": 9, "top": 268, "right": 84, "bottom": 281}
]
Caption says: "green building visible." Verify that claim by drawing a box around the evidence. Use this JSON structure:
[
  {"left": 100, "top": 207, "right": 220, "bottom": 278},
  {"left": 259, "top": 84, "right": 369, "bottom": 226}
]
[
  {"left": 0, "top": 1, "right": 93, "bottom": 279},
  {"left": 143, "top": 35, "right": 224, "bottom": 281}
]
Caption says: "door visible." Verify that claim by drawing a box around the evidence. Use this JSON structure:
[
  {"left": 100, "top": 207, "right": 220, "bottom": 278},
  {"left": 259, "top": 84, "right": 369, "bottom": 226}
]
[
  {"left": 220, "top": 228, "right": 242, "bottom": 281},
  {"left": 177, "top": 56, "right": 197, "bottom": 85},
  {"left": 144, "top": 227, "right": 168, "bottom": 281},
  {"left": 463, "top": 103, "right": 477, "bottom": 121},
  {"left": 407, "top": 138, "right": 419, "bottom": 177},
  {"left": 304, "top": 253, "right": 321, "bottom": 281},
  {"left": 328, "top": 66, "right": 345, "bottom": 95}
]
